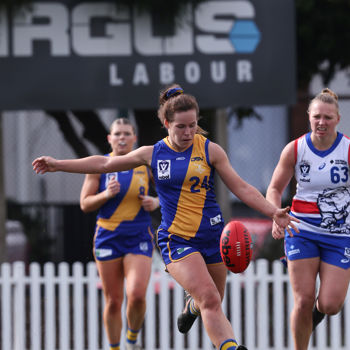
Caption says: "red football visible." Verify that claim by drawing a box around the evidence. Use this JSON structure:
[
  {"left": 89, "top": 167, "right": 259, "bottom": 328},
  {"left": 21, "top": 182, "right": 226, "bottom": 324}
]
[{"left": 220, "top": 220, "right": 253, "bottom": 273}]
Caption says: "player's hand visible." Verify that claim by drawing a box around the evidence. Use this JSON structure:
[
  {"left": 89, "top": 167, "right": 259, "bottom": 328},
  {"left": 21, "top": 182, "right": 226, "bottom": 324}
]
[
  {"left": 139, "top": 195, "right": 159, "bottom": 212},
  {"left": 32, "top": 156, "right": 58, "bottom": 174},
  {"left": 105, "top": 177, "right": 120, "bottom": 199},
  {"left": 271, "top": 221, "right": 285, "bottom": 240},
  {"left": 272, "top": 206, "right": 299, "bottom": 237}
]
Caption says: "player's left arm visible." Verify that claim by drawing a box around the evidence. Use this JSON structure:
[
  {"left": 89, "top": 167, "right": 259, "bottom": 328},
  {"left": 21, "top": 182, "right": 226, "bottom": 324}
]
[
  {"left": 209, "top": 142, "right": 275, "bottom": 216},
  {"left": 209, "top": 142, "right": 299, "bottom": 232}
]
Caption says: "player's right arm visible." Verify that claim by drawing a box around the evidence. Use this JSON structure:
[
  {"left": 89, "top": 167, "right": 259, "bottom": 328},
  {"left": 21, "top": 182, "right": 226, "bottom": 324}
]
[
  {"left": 266, "top": 141, "right": 295, "bottom": 207},
  {"left": 266, "top": 141, "right": 296, "bottom": 239},
  {"left": 33, "top": 146, "right": 154, "bottom": 175}
]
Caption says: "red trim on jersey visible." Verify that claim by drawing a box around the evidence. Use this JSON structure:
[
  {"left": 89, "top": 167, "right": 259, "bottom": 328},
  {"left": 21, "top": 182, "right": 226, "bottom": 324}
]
[
  {"left": 294, "top": 139, "right": 298, "bottom": 165},
  {"left": 294, "top": 134, "right": 306, "bottom": 165},
  {"left": 344, "top": 134, "right": 350, "bottom": 164},
  {"left": 291, "top": 199, "right": 319, "bottom": 214}
]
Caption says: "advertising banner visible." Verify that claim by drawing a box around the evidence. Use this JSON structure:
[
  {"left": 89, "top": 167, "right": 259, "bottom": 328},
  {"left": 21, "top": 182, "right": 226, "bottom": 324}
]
[{"left": 0, "top": 0, "right": 296, "bottom": 109}]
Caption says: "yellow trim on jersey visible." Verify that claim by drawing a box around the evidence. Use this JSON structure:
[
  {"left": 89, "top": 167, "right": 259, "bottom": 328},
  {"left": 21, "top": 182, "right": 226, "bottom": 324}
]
[
  {"left": 97, "top": 166, "right": 148, "bottom": 231},
  {"left": 147, "top": 226, "right": 154, "bottom": 239},
  {"left": 167, "top": 135, "right": 210, "bottom": 238}
]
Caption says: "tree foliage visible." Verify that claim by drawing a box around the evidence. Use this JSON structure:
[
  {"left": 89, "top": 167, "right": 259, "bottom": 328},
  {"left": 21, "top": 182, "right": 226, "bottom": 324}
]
[{"left": 296, "top": 0, "right": 350, "bottom": 87}]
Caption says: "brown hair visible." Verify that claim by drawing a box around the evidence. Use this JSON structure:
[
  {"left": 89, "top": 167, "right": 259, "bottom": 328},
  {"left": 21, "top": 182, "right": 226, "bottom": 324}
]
[
  {"left": 308, "top": 88, "right": 339, "bottom": 114},
  {"left": 109, "top": 118, "right": 136, "bottom": 134},
  {"left": 158, "top": 84, "right": 207, "bottom": 135}
]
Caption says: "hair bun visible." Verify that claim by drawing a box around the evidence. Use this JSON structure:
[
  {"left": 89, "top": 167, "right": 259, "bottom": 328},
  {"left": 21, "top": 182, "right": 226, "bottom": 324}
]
[
  {"left": 322, "top": 88, "right": 338, "bottom": 101},
  {"left": 165, "top": 87, "right": 184, "bottom": 101}
]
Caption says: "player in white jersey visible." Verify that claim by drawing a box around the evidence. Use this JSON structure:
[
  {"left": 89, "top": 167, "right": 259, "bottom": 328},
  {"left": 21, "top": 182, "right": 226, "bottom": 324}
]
[{"left": 266, "top": 88, "right": 350, "bottom": 350}]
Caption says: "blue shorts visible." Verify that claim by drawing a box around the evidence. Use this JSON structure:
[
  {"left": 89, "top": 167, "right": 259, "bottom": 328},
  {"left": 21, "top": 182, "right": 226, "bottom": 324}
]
[
  {"left": 285, "top": 229, "right": 350, "bottom": 269},
  {"left": 94, "top": 225, "right": 154, "bottom": 261},
  {"left": 157, "top": 226, "right": 224, "bottom": 266}
]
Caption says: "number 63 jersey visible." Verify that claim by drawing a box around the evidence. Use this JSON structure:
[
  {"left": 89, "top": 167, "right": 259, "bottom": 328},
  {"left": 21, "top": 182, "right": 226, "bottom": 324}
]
[
  {"left": 292, "top": 132, "right": 350, "bottom": 236},
  {"left": 151, "top": 134, "right": 223, "bottom": 240}
]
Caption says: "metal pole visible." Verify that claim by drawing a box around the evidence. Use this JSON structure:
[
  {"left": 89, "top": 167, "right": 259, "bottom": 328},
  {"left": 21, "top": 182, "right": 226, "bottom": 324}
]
[{"left": 0, "top": 113, "right": 7, "bottom": 262}]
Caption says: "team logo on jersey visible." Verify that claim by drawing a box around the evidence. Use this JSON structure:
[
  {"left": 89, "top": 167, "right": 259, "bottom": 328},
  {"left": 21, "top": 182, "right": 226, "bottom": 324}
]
[
  {"left": 106, "top": 172, "right": 118, "bottom": 187},
  {"left": 299, "top": 161, "right": 311, "bottom": 182},
  {"left": 299, "top": 161, "right": 310, "bottom": 176},
  {"left": 157, "top": 160, "right": 171, "bottom": 180}
]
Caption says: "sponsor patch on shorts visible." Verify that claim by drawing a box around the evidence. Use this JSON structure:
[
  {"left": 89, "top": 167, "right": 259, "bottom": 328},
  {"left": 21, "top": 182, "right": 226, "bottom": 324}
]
[{"left": 95, "top": 248, "right": 113, "bottom": 258}]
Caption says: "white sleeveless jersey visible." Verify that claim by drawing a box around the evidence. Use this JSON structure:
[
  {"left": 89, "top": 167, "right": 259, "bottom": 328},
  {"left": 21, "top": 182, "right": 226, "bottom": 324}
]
[{"left": 291, "top": 132, "right": 350, "bottom": 237}]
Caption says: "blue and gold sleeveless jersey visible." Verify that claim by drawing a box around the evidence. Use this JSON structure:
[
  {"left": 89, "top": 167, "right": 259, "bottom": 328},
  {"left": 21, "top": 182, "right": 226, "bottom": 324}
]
[
  {"left": 151, "top": 134, "right": 223, "bottom": 240},
  {"left": 96, "top": 153, "right": 152, "bottom": 231}
]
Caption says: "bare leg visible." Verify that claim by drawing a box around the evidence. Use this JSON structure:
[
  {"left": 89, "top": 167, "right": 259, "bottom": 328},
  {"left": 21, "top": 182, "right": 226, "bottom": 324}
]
[
  {"left": 124, "top": 254, "right": 152, "bottom": 331},
  {"left": 288, "top": 257, "right": 319, "bottom": 350},
  {"left": 167, "top": 253, "right": 234, "bottom": 348},
  {"left": 317, "top": 262, "right": 350, "bottom": 314},
  {"left": 96, "top": 259, "right": 125, "bottom": 344}
]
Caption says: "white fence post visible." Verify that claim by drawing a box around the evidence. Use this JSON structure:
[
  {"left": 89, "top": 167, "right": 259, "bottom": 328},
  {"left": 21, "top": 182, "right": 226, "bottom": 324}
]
[
  {"left": 13, "top": 262, "right": 25, "bottom": 350},
  {"left": 29, "top": 262, "right": 41, "bottom": 350},
  {"left": 87, "top": 261, "right": 99, "bottom": 350},
  {"left": 44, "top": 262, "right": 55, "bottom": 350},
  {"left": 272, "top": 259, "right": 287, "bottom": 350},
  {"left": 256, "top": 259, "right": 269, "bottom": 350},
  {"left": 58, "top": 262, "right": 70, "bottom": 350},
  {"left": 73, "top": 262, "right": 84, "bottom": 350},
  {"left": 1, "top": 263, "right": 12, "bottom": 350}
]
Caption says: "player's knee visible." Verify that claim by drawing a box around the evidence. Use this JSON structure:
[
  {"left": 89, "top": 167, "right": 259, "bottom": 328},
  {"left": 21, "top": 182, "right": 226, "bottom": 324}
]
[
  {"left": 127, "top": 290, "right": 146, "bottom": 308},
  {"left": 105, "top": 296, "right": 123, "bottom": 314},
  {"left": 318, "top": 300, "right": 343, "bottom": 315},
  {"left": 198, "top": 289, "right": 221, "bottom": 312},
  {"left": 294, "top": 294, "right": 314, "bottom": 312}
]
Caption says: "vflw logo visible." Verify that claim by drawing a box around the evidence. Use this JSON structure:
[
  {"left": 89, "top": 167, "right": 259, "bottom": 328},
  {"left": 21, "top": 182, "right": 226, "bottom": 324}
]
[
  {"left": 299, "top": 160, "right": 311, "bottom": 183},
  {"left": 300, "top": 161, "right": 310, "bottom": 177},
  {"left": 157, "top": 160, "right": 171, "bottom": 180}
]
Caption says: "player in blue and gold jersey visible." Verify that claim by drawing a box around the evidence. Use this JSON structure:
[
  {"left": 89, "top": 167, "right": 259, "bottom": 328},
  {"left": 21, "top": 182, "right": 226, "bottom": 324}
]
[
  {"left": 33, "top": 85, "right": 298, "bottom": 350},
  {"left": 80, "top": 118, "right": 159, "bottom": 350}
]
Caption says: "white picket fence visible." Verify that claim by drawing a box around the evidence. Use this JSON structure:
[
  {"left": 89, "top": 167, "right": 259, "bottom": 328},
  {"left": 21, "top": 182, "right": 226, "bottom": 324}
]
[{"left": 0, "top": 260, "right": 348, "bottom": 350}]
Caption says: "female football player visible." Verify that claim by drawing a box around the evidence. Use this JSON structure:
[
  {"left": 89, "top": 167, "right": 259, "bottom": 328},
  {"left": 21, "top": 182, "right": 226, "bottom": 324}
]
[
  {"left": 33, "top": 84, "right": 298, "bottom": 350},
  {"left": 266, "top": 88, "right": 350, "bottom": 350}
]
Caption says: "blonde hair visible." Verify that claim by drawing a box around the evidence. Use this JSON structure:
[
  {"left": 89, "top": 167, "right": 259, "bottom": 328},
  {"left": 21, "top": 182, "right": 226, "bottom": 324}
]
[
  {"left": 308, "top": 88, "right": 339, "bottom": 114},
  {"left": 158, "top": 84, "right": 208, "bottom": 136}
]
